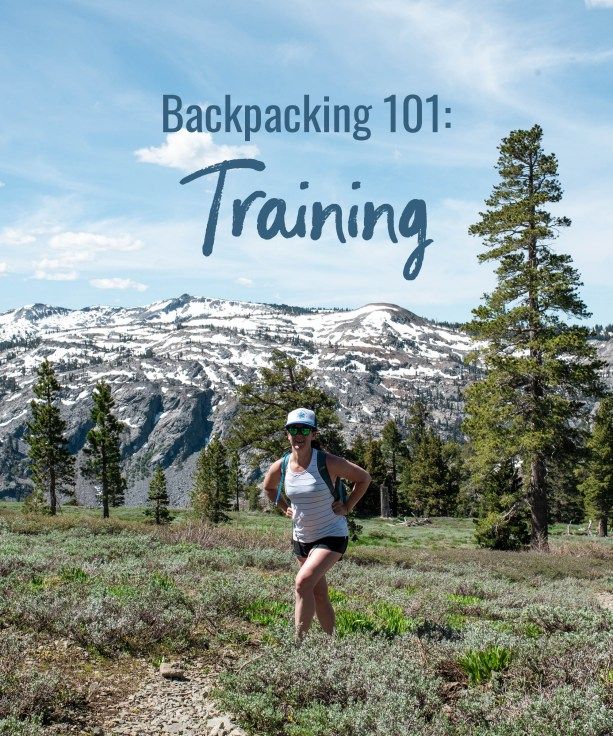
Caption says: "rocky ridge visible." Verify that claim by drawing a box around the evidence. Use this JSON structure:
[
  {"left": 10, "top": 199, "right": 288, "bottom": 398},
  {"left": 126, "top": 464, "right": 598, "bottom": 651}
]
[{"left": 0, "top": 294, "right": 610, "bottom": 504}]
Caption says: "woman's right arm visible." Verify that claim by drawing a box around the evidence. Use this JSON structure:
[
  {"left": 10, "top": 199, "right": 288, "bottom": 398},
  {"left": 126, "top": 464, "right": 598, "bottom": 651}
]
[{"left": 263, "top": 460, "right": 293, "bottom": 517}]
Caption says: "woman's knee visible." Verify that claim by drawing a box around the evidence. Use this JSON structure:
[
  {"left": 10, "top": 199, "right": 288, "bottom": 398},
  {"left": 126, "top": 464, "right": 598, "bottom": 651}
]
[{"left": 295, "top": 571, "right": 316, "bottom": 597}]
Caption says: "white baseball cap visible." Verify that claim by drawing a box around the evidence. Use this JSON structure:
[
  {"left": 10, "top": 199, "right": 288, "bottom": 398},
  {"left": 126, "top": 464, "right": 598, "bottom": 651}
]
[{"left": 285, "top": 408, "right": 317, "bottom": 429}]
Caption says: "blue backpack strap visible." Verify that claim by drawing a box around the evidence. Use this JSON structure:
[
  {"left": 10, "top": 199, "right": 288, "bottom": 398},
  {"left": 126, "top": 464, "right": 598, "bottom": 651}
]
[
  {"left": 316, "top": 449, "right": 347, "bottom": 504},
  {"left": 275, "top": 452, "right": 291, "bottom": 505}
]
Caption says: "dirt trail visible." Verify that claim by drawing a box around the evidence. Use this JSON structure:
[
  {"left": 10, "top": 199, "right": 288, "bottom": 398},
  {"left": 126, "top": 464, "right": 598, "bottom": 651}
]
[{"left": 100, "top": 658, "right": 245, "bottom": 736}]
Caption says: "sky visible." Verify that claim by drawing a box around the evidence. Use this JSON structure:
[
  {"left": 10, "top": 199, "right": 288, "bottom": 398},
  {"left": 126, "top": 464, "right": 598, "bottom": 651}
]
[{"left": 0, "top": 0, "right": 612, "bottom": 323}]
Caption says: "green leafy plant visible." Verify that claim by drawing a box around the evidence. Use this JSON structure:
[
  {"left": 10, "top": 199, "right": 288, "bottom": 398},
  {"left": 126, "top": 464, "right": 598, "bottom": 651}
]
[
  {"left": 448, "top": 593, "right": 482, "bottom": 606},
  {"left": 243, "top": 599, "right": 290, "bottom": 627},
  {"left": 327, "top": 587, "right": 347, "bottom": 603},
  {"left": 458, "top": 645, "right": 512, "bottom": 685},
  {"left": 149, "top": 572, "right": 176, "bottom": 591},
  {"left": 446, "top": 613, "right": 468, "bottom": 630},
  {"left": 59, "top": 566, "right": 89, "bottom": 584},
  {"left": 372, "top": 602, "right": 415, "bottom": 637},
  {"left": 334, "top": 608, "right": 376, "bottom": 637}
]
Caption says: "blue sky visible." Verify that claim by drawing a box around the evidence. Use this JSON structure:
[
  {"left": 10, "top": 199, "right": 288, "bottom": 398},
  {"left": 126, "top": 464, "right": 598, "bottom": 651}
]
[{"left": 1, "top": 0, "right": 612, "bottom": 323}]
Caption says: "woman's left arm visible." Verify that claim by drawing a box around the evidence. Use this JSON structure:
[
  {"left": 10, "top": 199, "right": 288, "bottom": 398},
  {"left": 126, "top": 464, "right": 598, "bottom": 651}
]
[{"left": 327, "top": 456, "right": 371, "bottom": 515}]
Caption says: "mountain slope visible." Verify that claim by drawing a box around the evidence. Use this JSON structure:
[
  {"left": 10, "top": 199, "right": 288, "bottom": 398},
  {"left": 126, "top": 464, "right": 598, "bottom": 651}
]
[{"left": 1, "top": 295, "right": 608, "bottom": 505}]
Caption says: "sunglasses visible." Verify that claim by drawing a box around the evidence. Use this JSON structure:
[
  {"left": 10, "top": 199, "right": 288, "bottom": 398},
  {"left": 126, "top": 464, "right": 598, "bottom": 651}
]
[{"left": 287, "top": 426, "right": 313, "bottom": 436}]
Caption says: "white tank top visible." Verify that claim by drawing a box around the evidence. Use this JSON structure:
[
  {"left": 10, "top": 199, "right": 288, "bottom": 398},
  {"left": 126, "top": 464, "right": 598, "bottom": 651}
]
[{"left": 284, "top": 450, "right": 349, "bottom": 543}]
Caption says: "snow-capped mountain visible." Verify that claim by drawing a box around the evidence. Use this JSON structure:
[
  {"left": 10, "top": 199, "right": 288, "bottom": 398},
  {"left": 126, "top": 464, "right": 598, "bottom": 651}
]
[{"left": 0, "top": 295, "right": 609, "bottom": 505}]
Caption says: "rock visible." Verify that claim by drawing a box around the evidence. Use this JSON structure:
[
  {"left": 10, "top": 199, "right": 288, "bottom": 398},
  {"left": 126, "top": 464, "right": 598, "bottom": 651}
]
[
  {"left": 160, "top": 662, "right": 186, "bottom": 680},
  {"left": 207, "top": 716, "right": 233, "bottom": 736}
]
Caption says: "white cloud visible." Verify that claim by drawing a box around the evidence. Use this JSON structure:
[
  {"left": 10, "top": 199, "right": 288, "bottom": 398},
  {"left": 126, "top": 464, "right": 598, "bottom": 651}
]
[
  {"left": 27, "top": 231, "right": 143, "bottom": 282},
  {"left": 90, "top": 277, "right": 148, "bottom": 291},
  {"left": 0, "top": 262, "right": 7, "bottom": 275},
  {"left": 237, "top": 276, "right": 253, "bottom": 286},
  {"left": 50, "top": 231, "right": 143, "bottom": 252},
  {"left": 0, "top": 181, "right": 5, "bottom": 188},
  {"left": 292, "top": 1, "right": 613, "bottom": 109},
  {"left": 134, "top": 130, "right": 259, "bottom": 172},
  {"left": 34, "top": 268, "right": 78, "bottom": 281},
  {"left": 585, "top": 1, "right": 613, "bottom": 8},
  {"left": 34, "top": 254, "right": 92, "bottom": 272},
  {"left": 0, "top": 228, "right": 36, "bottom": 245}
]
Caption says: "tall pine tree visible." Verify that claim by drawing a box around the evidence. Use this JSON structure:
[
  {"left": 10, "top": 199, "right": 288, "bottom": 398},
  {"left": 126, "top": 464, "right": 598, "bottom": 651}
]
[
  {"left": 192, "top": 435, "right": 231, "bottom": 523},
  {"left": 381, "top": 419, "right": 405, "bottom": 517},
  {"left": 363, "top": 437, "right": 387, "bottom": 517},
  {"left": 25, "top": 359, "right": 75, "bottom": 514},
  {"left": 228, "top": 448, "right": 244, "bottom": 511},
  {"left": 464, "top": 124, "right": 603, "bottom": 550},
  {"left": 578, "top": 397, "right": 613, "bottom": 537},
  {"left": 399, "top": 429, "right": 458, "bottom": 516},
  {"left": 81, "top": 380, "right": 126, "bottom": 518},
  {"left": 146, "top": 466, "right": 172, "bottom": 524}
]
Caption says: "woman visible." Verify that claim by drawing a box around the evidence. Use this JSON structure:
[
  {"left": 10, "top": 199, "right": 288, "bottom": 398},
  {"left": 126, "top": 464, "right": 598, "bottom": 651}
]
[{"left": 263, "top": 408, "right": 371, "bottom": 638}]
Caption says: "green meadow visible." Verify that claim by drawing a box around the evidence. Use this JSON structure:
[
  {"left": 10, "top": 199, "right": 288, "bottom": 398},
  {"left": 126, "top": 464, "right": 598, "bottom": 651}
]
[{"left": 0, "top": 504, "right": 611, "bottom": 735}]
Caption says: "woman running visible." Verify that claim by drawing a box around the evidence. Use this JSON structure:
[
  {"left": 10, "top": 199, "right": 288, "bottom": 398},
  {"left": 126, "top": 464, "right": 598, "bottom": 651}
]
[{"left": 263, "top": 408, "right": 370, "bottom": 638}]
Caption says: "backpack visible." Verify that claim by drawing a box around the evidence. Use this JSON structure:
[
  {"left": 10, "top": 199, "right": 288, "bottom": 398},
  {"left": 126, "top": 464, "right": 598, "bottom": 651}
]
[{"left": 275, "top": 449, "right": 347, "bottom": 506}]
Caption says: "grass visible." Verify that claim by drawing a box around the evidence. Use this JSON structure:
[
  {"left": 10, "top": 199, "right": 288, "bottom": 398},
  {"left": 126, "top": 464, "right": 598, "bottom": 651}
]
[{"left": 0, "top": 502, "right": 612, "bottom": 735}]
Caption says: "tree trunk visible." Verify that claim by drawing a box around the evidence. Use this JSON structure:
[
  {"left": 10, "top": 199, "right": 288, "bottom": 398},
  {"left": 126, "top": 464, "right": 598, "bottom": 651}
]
[
  {"left": 530, "top": 454, "right": 548, "bottom": 549},
  {"left": 380, "top": 481, "right": 391, "bottom": 518},
  {"left": 525, "top": 159, "right": 549, "bottom": 552},
  {"left": 390, "top": 457, "right": 398, "bottom": 517},
  {"left": 50, "top": 466, "right": 57, "bottom": 516},
  {"left": 102, "top": 448, "right": 109, "bottom": 519},
  {"left": 598, "top": 516, "right": 608, "bottom": 537}
]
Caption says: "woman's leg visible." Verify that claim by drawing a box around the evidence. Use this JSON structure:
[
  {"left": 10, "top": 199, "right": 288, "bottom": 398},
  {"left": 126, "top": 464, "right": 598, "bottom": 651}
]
[
  {"left": 296, "top": 557, "right": 336, "bottom": 634},
  {"left": 295, "top": 548, "right": 342, "bottom": 639}
]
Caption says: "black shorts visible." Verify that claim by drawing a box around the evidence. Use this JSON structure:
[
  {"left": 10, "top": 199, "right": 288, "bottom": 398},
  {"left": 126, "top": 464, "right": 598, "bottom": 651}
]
[{"left": 292, "top": 535, "right": 349, "bottom": 559}]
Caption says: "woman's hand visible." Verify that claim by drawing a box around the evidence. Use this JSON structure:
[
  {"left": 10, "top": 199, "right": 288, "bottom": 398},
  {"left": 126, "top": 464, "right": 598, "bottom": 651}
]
[
  {"left": 284, "top": 506, "right": 294, "bottom": 518},
  {"left": 332, "top": 501, "right": 349, "bottom": 516}
]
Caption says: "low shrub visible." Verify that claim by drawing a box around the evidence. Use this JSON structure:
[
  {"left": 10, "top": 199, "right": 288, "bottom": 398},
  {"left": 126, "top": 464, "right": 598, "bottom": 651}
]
[
  {"left": 0, "top": 717, "right": 44, "bottom": 736},
  {"left": 6, "top": 586, "right": 197, "bottom": 654},
  {"left": 216, "top": 632, "right": 444, "bottom": 736},
  {"left": 473, "top": 512, "right": 530, "bottom": 551},
  {"left": 0, "top": 633, "right": 83, "bottom": 723}
]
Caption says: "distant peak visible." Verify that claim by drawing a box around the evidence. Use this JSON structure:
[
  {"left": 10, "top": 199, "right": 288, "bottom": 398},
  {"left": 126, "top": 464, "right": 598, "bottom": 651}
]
[
  {"left": 12, "top": 304, "right": 71, "bottom": 322},
  {"left": 359, "top": 303, "right": 426, "bottom": 324},
  {"left": 159, "top": 293, "right": 194, "bottom": 313}
]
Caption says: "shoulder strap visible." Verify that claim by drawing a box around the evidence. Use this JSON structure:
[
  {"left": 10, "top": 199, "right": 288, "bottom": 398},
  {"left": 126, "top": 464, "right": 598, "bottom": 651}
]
[
  {"left": 275, "top": 452, "right": 291, "bottom": 505},
  {"left": 316, "top": 449, "right": 347, "bottom": 504}
]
